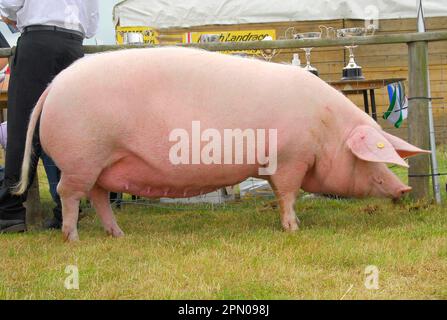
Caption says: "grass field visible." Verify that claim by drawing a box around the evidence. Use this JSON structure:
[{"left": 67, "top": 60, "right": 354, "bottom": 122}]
[
  {"left": 1, "top": 152, "right": 447, "bottom": 299},
  {"left": 1, "top": 193, "right": 446, "bottom": 299}
]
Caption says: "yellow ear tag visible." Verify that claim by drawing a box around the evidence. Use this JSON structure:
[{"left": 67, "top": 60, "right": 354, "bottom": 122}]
[{"left": 377, "top": 142, "right": 385, "bottom": 149}]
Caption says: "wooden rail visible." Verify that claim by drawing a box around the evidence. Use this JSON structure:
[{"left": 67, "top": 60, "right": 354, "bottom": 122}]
[
  {"left": 0, "top": 31, "right": 446, "bottom": 57},
  {"left": 85, "top": 30, "right": 447, "bottom": 53}
]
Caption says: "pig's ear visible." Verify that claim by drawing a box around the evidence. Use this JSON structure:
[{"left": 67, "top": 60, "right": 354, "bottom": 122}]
[
  {"left": 346, "top": 125, "right": 409, "bottom": 167},
  {"left": 381, "top": 131, "right": 431, "bottom": 158}
]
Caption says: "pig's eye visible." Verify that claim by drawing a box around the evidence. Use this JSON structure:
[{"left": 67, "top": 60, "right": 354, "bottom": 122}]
[{"left": 378, "top": 180, "right": 384, "bottom": 185}]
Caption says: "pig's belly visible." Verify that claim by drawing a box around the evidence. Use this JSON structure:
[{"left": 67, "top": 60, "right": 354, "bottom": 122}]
[{"left": 96, "top": 155, "right": 257, "bottom": 198}]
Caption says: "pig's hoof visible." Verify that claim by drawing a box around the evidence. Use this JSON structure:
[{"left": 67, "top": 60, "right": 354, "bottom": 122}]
[
  {"left": 106, "top": 226, "right": 125, "bottom": 238},
  {"left": 62, "top": 228, "right": 79, "bottom": 242},
  {"left": 282, "top": 215, "right": 300, "bottom": 232}
]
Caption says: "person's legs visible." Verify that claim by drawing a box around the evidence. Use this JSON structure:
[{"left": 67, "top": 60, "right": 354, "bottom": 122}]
[
  {"left": 109, "top": 192, "right": 123, "bottom": 209},
  {"left": 0, "top": 33, "right": 56, "bottom": 232},
  {"left": 41, "top": 153, "right": 61, "bottom": 205},
  {"left": 41, "top": 152, "right": 62, "bottom": 228},
  {"left": 41, "top": 33, "right": 84, "bottom": 229},
  {"left": 0, "top": 31, "right": 84, "bottom": 233},
  {"left": 0, "top": 37, "right": 25, "bottom": 226}
]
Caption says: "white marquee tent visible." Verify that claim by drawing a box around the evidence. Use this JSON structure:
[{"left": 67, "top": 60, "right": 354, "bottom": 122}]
[{"left": 114, "top": 0, "right": 447, "bottom": 28}]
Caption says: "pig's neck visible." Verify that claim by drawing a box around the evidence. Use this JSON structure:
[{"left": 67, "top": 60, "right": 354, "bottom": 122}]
[{"left": 302, "top": 126, "right": 356, "bottom": 195}]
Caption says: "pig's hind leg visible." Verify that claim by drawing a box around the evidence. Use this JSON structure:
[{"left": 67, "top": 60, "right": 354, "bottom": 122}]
[
  {"left": 268, "top": 163, "right": 308, "bottom": 232},
  {"left": 89, "top": 185, "right": 124, "bottom": 238},
  {"left": 57, "top": 174, "right": 90, "bottom": 242},
  {"left": 57, "top": 165, "right": 108, "bottom": 241}
]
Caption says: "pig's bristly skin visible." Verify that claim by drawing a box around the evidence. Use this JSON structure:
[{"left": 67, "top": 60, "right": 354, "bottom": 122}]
[{"left": 34, "top": 47, "right": 426, "bottom": 241}]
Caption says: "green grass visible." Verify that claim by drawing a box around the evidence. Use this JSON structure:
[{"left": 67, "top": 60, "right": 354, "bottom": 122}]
[
  {"left": 0, "top": 196, "right": 446, "bottom": 299},
  {"left": 1, "top": 148, "right": 447, "bottom": 300}
]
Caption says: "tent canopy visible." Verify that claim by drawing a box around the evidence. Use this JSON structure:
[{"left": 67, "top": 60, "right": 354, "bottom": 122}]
[{"left": 114, "top": 0, "right": 447, "bottom": 29}]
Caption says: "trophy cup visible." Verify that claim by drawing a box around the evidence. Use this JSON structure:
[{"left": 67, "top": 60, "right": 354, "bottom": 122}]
[
  {"left": 293, "top": 32, "right": 320, "bottom": 76},
  {"left": 336, "top": 25, "right": 376, "bottom": 80},
  {"left": 292, "top": 26, "right": 334, "bottom": 77},
  {"left": 301, "top": 48, "right": 318, "bottom": 76}
]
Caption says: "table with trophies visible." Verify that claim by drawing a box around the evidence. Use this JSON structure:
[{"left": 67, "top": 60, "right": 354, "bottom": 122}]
[
  {"left": 328, "top": 77, "right": 406, "bottom": 121},
  {"left": 282, "top": 25, "right": 406, "bottom": 121}
]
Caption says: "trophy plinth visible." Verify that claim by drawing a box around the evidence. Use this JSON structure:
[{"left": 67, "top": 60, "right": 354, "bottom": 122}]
[
  {"left": 306, "top": 68, "right": 319, "bottom": 77},
  {"left": 342, "top": 68, "right": 364, "bottom": 80}
]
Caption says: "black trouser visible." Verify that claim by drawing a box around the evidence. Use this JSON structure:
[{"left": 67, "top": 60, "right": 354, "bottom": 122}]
[{"left": 0, "top": 30, "right": 84, "bottom": 221}]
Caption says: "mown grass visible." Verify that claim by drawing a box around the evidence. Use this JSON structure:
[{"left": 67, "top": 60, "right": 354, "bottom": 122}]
[
  {"left": 1, "top": 147, "right": 447, "bottom": 300},
  {"left": 0, "top": 194, "right": 446, "bottom": 299}
]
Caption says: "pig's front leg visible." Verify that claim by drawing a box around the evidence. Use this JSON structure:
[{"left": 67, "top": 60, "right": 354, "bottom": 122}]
[
  {"left": 268, "top": 163, "right": 308, "bottom": 232},
  {"left": 89, "top": 185, "right": 124, "bottom": 238},
  {"left": 276, "top": 191, "right": 300, "bottom": 231}
]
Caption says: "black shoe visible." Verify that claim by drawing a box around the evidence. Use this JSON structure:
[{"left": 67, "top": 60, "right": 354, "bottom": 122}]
[
  {"left": 43, "top": 217, "right": 62, "bottom": 230},
  {"left": 0, "top": 219, "right": 27, "bottom": 233}
]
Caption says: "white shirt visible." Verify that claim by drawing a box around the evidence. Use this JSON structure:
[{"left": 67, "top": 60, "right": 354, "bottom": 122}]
[{"left": 0, "top": 0, "right": 99, "bottom": 38}]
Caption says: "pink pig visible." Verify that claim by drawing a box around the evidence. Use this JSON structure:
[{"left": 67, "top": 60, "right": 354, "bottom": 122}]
[{"left": 15, "top": 47, "right": 428, "bottom": 241}]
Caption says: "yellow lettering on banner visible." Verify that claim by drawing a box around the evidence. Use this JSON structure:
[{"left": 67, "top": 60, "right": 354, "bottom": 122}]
[{"left": 183, "top": 30, "right": 277, "bottom": 54}]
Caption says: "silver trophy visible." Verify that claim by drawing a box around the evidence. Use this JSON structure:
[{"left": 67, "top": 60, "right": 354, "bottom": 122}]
[
  {"left": 293, "top": 32, "right": 320, "bottom": 76},
  {"left": 290, "top": 26, "right": 335, "bottom": 77},
  {"left": 336, "top": 25, "right": 376, "bottom": 80}
]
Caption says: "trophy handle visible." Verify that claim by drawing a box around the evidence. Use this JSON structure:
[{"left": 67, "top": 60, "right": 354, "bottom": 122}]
[
  {"left": 319, "top": 25, "right": 335, "bottom": 39},
  {"left": 284, "top": 26, "right": 297, "bottom": 40},
  {"left": 329, "top": 27, "right": 336, "bottom": 39}
]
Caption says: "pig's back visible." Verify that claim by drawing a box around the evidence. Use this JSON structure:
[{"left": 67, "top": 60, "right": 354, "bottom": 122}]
[
  {"left": 43, "top": 47, "right": 333, "bottom": 156},
  {"left": 47, "top": 47, "right": 326, "bottom": 129}
]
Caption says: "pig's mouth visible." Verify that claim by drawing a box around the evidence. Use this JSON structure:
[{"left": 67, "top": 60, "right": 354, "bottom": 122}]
[{"left": 392, "top": 186, "right": 412, "bottom": 201}]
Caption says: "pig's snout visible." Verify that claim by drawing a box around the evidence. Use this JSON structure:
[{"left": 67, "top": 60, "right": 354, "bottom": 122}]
[{"left": 393, "top": 186, "right": 412, "bottom": 200}]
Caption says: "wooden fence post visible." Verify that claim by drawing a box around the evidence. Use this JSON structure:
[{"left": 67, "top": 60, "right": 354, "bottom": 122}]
[{"left": 407, "top": 41, "right": 431, "bottom": 200}]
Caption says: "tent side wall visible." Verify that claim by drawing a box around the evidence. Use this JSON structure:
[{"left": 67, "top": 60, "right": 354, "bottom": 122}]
[{"left": 114, "top": 0, "right": 447, "bottom": 28}]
